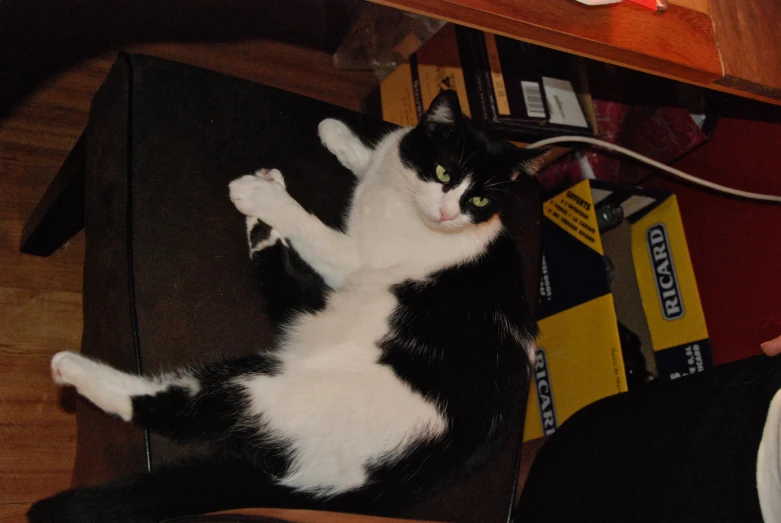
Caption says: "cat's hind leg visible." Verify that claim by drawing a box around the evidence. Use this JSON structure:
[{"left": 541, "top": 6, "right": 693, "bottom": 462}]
[
  {"left": 50, "top": 351, "right": 192, "bottom": 422},
  {"left": 51, "top": 351, "right": 274, "bottom": 444},
  {"left": 318, "top": 119, "right": 373, "bottom": 178},
  {"left": 249, "top": 216, "right": 330, "bottom": 329}
]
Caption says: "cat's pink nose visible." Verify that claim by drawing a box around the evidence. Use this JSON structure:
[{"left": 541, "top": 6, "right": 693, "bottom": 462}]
[{"left": 440, "top": 210, "right": 457, "bottom": 222}]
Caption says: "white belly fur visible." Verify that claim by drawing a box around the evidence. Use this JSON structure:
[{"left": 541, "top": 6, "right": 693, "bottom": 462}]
[{"left": 238, "top": 277, "right": 448, "bottom": 496}]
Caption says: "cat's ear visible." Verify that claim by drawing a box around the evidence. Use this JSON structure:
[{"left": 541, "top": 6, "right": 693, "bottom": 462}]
[
  {"left": 424, "top": 90, "right": 463, "bottom": 125},
  {"left": 511, "top": 146, "right": 552, "bottom": 179}
]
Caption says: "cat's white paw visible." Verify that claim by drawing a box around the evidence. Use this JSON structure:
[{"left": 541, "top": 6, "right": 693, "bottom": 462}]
[
  {"left": 230, "top": 169, "right": 289, "bottom": 217},
  {"left": 50, "top": 351, "right": 157, "bottom": 421},
  {"left": 51, "top": 351, "right": 89, "bottom": 387},
  {"left": 230, "top": 169, "right": 303, "bottom": 235},
  {"left": 255, "top": 167, "right": 286, "bottom": 189},
  {"left": 318, "top": 119, "right": 353, "bottom": 147},
  {"left": 318, "top": 119, "right": 371, "bottom": 175}
]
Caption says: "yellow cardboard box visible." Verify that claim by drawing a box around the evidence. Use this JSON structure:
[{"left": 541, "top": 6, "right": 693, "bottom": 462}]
[{"left": 524, "top": 180, "right": 711, "bottom": 441}]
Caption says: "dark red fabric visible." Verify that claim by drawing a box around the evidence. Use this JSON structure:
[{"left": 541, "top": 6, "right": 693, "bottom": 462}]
[
  {"left": 537, "top": 64, "right": 710, "bottom": 192},
  {"left": 643, "top": 97, "right": 781, "bottom": 364}
]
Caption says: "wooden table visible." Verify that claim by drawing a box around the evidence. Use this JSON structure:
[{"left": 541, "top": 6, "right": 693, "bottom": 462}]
[{"left": 372, "top": 0, "right": 781, "bottom": 106}]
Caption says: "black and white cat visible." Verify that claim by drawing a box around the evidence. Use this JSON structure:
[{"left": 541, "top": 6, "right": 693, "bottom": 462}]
[{"left": 28, "top": 91, "right": 542, "bottom": 523}]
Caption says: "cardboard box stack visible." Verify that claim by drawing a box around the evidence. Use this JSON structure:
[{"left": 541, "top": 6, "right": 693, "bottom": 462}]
[{"left": 376, "top": 25, "right": 712, "bottom": 443}]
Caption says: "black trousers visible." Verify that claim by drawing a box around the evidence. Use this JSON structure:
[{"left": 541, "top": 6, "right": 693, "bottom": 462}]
[{"left": 517, "top": 355, "right": 781, "bottom": 523}]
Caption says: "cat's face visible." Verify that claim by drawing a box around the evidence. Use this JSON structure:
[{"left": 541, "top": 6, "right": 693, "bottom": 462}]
[{"left": 398, "top": 91, "right": 545, "bottom": 232}]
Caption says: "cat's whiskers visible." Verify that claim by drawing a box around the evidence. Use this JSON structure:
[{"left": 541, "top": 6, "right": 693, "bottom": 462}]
[
  {"left": 484, "top": 180, "right": 514, "bottom": 190},
  {"left": 457, "top": 131, "right": 466, "bottom": 169},
  {"left": 487, "top": 187, "right": 521, "bottom": 200},
  {"left": 458, "top": 149, "right": 478, "bottom": 172}
]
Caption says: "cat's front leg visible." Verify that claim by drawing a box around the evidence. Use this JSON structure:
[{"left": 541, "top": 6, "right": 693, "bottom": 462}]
[
  {"left": 318, "top": 119, "right": 373, "bottom": 178},
  {"left": 230, "top": 169, "right": 359, "bottom": 288},
  {"left": 229, "top": 168, "right": 298, "bottom": 234}
]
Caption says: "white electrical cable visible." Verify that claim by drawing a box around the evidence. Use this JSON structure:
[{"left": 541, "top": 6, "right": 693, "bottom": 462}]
[{"left": 526, "top": 135, "right": 781, "bottom": 204}]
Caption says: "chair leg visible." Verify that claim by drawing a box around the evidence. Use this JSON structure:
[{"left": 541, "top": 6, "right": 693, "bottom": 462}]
[{"left": 21, "top": 133, "right": 86, "bottom": 257}]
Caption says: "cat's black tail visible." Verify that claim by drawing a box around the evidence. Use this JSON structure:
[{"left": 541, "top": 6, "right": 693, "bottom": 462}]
[{"left": 26, "top": 458, "right": 323, "bottom": 523}]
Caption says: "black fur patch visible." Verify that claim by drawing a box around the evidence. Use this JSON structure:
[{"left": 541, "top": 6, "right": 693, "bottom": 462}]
[
  {"left": 130, "top": 355, "right": 290, "bottom": 466},
  {"left": 249, "top": 219, "right": 273, "bottom": 246},
  {"left": 249, "top": 221, "right": 330, "bottom": 334},
  {"left": 383, "top": 233, "right": 536, "bottom": 382},
  {"left": 371, "top": 233, "right": 536, "bottom": 494}
]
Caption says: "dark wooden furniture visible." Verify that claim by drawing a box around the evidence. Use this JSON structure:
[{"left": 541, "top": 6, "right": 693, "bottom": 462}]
[
  {"left": 21, "top": 53, "right": 542, "bottom": 523},
  {"left": 371, "top": 0, "right": 781, "bottom": 105}
]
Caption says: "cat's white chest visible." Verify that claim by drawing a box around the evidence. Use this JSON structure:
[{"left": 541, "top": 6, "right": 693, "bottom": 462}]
[
  {"left": 347, "top": 184, "right": 437, "bottom": 275},
  {"left": 348, "top": 184, "right": 412, "bottom": 268},
  {"left": 238, "top": 283, "right": 447, "bottom": 496}
]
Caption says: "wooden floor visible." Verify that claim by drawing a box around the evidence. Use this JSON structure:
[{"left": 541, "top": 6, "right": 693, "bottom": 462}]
[{"left": 0, "top": 39, "right": 378, "bottom": 519}]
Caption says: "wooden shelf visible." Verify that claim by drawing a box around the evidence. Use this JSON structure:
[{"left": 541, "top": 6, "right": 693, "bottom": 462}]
[{"left": 372, "top": 0, "right": 781, "bottom": 106}]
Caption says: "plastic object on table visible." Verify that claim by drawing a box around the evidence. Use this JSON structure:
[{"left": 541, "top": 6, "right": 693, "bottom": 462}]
[{"left": 574, "top": 0, "right": 668, "bottom": 10}]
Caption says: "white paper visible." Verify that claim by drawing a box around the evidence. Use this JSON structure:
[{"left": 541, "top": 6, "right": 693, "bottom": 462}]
[
  {"left": 621, "top": 196, "right": 657, "bottom": 218},
  {"left": 542, "top": 76, "right": 589, "bottom": 129},
  {"left": 590, "top": 188, "right": 613, "bottom": 204}
]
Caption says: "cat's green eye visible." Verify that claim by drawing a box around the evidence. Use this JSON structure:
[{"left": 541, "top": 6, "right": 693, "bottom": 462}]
[
  {"left": 435, "top": 164, "right": 450, "bottom": 183},
  {"left": 470, "top": 196, "right": 490, "bottom": 208}
]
